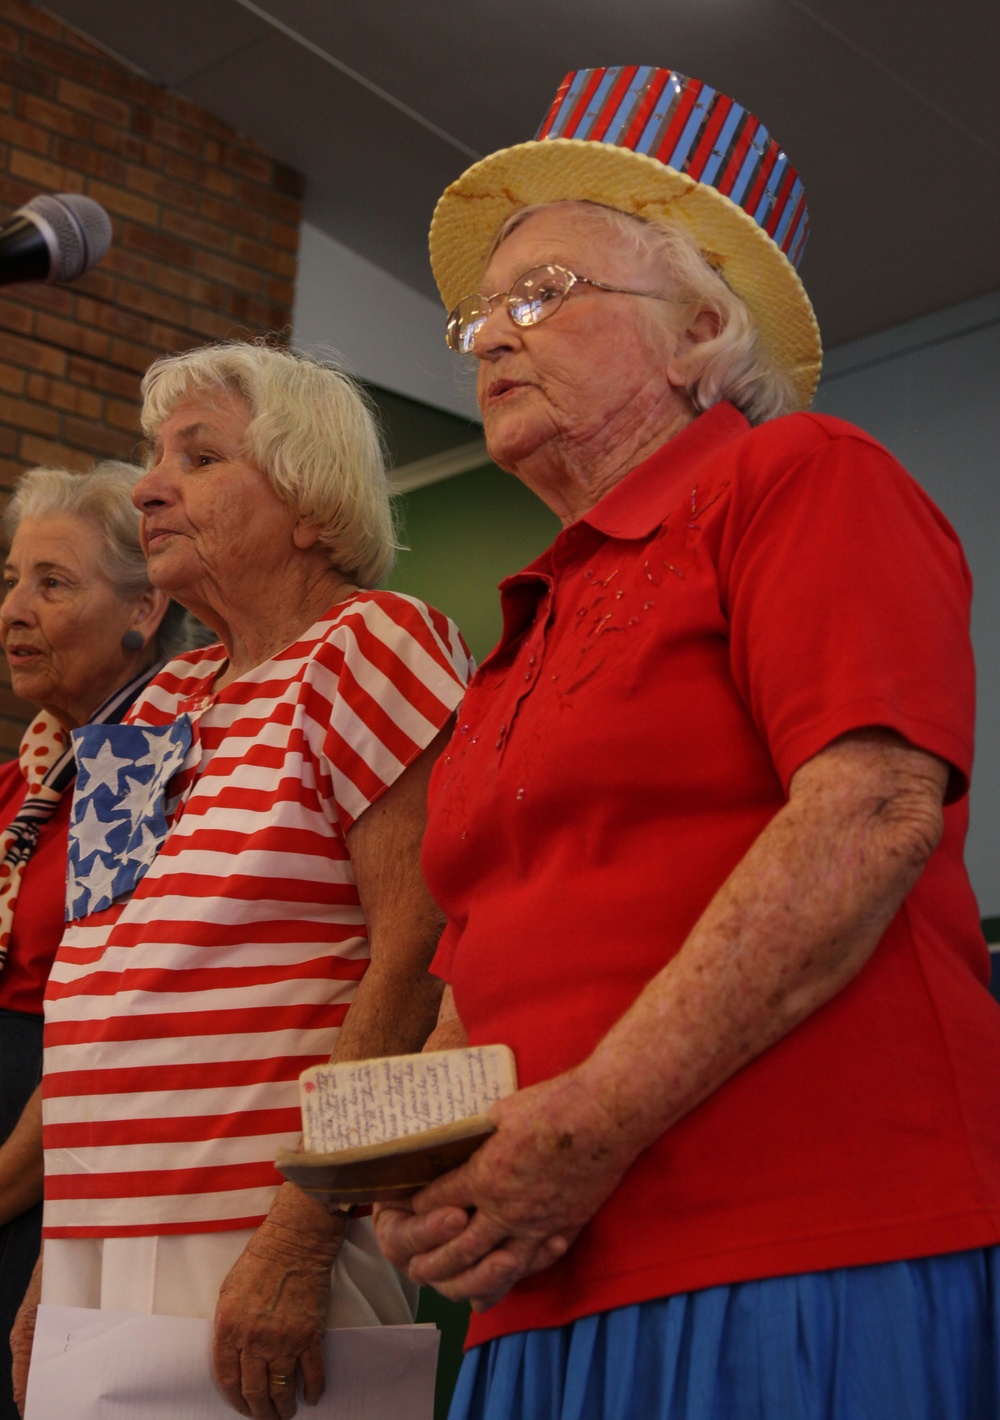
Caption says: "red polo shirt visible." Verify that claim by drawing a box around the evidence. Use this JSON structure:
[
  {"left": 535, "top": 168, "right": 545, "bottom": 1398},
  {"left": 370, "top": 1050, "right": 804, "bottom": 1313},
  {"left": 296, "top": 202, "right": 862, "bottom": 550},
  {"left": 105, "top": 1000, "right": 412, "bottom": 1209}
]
[{"left": 425, "top": 403, "right": 998, "bottom": 1347}]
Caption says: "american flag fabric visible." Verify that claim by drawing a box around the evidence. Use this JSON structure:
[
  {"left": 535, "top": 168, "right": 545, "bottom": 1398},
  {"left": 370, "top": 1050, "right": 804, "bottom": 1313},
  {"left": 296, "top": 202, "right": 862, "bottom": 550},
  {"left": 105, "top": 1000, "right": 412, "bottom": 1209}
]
[
  {"left": 42, "top": 592, "right": 472, "bottom": 1238},
  {"left": 536, "top": 66, "right": 809, "bottom": 270},
  {"left": 67, "top": 719, "right": 192, "bottom": 919}
]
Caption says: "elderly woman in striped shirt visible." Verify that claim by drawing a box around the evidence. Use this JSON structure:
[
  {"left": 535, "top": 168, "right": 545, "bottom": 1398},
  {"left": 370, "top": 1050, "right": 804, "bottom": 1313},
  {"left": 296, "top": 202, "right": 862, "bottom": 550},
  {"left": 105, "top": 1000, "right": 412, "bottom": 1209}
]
[{"left": 13, "top": 343, "right": 472, "bottom": 1420}]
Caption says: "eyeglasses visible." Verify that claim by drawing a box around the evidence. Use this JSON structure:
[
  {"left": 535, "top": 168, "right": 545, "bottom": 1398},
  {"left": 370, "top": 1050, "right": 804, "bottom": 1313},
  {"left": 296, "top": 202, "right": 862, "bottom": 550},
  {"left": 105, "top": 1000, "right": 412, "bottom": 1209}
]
[{"left": 445, "top": 263, "right": 680, "bottom": 354}]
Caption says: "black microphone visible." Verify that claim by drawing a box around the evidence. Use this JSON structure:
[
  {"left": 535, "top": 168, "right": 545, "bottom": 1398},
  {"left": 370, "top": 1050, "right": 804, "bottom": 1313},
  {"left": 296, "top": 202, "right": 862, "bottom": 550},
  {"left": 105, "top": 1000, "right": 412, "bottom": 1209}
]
[{"left": 0, "top": 193, "right": 112, "bottom": 287}]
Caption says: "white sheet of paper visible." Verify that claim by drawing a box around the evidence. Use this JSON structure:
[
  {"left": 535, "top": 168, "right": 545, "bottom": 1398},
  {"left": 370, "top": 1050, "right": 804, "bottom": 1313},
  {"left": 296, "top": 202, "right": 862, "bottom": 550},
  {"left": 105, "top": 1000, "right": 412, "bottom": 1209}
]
[{"left": 25, "top": 1305, "right": 440, "bottom": 1420}]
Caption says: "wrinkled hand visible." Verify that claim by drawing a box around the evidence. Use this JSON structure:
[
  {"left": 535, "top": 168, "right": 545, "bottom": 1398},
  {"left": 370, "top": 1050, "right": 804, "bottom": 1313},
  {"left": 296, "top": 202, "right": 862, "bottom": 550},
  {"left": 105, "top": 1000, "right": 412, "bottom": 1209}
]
[
  {"left": 375, "top": 1066, "right": 636, "bottom": 1311},
  {"left": 11, "top": 1252, "right": 42, "bottom": 1417},
  {"left": 213, "top": 1184, "right": 347, "bottom": 1419}
]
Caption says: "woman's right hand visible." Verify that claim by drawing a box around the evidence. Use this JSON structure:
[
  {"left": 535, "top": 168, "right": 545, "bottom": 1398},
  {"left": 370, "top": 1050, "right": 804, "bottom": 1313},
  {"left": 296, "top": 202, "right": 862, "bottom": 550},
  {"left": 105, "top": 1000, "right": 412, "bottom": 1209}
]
[{"left": 11, "top": 1251, "right": 42, "bottom": 1417}]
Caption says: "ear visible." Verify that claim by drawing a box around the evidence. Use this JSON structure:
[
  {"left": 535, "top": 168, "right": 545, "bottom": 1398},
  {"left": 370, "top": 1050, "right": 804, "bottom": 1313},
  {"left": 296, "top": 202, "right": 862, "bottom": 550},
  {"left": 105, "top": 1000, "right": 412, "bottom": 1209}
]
[
  {"left": 665, "top": 306, "right": 721, "bottom": 390},
  {"left": 128, "top": 587, "right": 170, "bottom": 644},
  {"left": 292, "top": 520, "right": 323, "bottom": 551}
]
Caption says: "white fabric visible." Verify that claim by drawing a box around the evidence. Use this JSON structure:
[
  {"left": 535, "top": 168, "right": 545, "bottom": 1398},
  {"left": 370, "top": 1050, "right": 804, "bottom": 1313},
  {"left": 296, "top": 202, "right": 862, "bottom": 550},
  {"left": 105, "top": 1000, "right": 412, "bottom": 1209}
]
[{"left": 42, "top": 1218, "right": 417, "bottom": 1325}]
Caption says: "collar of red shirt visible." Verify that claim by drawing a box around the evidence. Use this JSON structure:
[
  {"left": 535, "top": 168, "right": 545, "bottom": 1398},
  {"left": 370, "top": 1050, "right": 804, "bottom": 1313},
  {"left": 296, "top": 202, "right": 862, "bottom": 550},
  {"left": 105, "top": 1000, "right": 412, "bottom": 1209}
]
[
  {"left": 489, "top": 403, "right": 749, "bottom": 662},
  {"left": 581, "top": 401, "right": 749, "bottom": 541}
]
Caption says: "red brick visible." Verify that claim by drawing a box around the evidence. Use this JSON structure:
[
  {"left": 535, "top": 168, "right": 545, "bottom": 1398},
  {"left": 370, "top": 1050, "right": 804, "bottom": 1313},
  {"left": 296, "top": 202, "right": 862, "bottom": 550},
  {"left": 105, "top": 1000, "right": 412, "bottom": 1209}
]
[
  {"left": 231, "top": 236, "right": 297, "bottom": 278},
  {"left": 8, "top": 148, "right": 79, "bottom": 192},
  {"left": 125, "top": 164, "right": 199, "bottom": 213},
  {"left": 26, "top": 373, "right": 103, "bottom": 420},
  {"left": 67, "top": 355, "right": 138, "bottom": 401},
  {"left": 96, "top": 65, "right": 166, "bottom": 112},
  {"left": 199, "top": 192, "right": 270, "bottom": 241},
  {"left": 132, "top": 110, "right": 204, "bottom": 160},
  {"left": 12, "top": 282, "right": 75, "bottom": 318},
  {"left": 265, "top": 277, "right": 296, "bottom": 306},
  {"left": 171, "top": 209, "right": 232, "bottom": 255},
  {"left": 76, "top": 295, "right": 150, "bottom": 343},
  {"left": 267, "top": 221, "right": 298, "bottom": 255},
  {"left": 18, "top": 92, "right": 90, "bottom": 140},
  {"left": 22, "top": 33, "right": 99, "bottom": 85},
  {"left": 0, "top": 423, "right": 18, "bottom": 456},
  {"left": 1, "top": 2, "right": 65, "bottom": 43},
  {"left": 0, "top": 362, "right": 25, "bottom": 395},
  {"left": 116, "top": 279, "right": 187, "bottom": 328},
  {"left": 34, "top": 310, "right": 112, "bottom": 360},
  {"left": 2, "top": 112, "right": 49, "bottom": 154},
  {"left": 147, "top": 265, "right": 220, "bottom": 307},
  {"left": 0, "top": 390, "right": 60, "bottom": 437},
  {"left": 217, "top": 144, "right": 274, "bottom": 186},
  {"left": 0, "top": 54, "right": 57, "bottom": 98},
  {"left": 0, "top": 20, "right": 19, "bottom": 53},
  {"left": 162, "top": 92, "right": 233, "bottom": 143},
  {"left": 89, "top": 119, "right": 146, "bottom": 163},
  {"left": 122, "top": 223, "right": 193, "bottom": 268},
  {"left": 194, "top": 248, "right": 264, "bottom": 291},
  {"left": 183, "top": 305, "right": 249, "bottom": 342},
  {"left": 61, "top": 414, "right": 138, "bottom": 460},
  {"left": 0, "top": 80, "right": 13, "bottom": 111},
  {"left": 200, "top": 164, "right": 235, "bottom": 198},
  {"left": 101, "top": 245, "right": 157, "bottom": 285},
  {"left": 0, "top": 174, "right": 36, "bottom": 210},
  {"left": 0, "top": 327, "right": 65, "bottom": 375},
  {"left": 103, "top": 396, "right": 141, "bottom": 433},
  {"left": 273, "top": 164, "right": 305, "bottom": 201},
  {"left": 19, "top": 433, "right": 92, "bottom": 470},
  {"left": 238, "top": 182, "right": 300, "bottom": 224},
  {"left": 51, "top": 136, "right": 126, "bottom": 184},
  {"left": 58, "top": 78, "right": 130, "bottom": 127},
  {"left": 0, "top": 295, "right": 35, "bottom": 336},
  {"left": 108, "top": 335, "right": 161, "bottom": 374},
  {"left": 85, "top": 178, "right": 156, "bottom": 226}
]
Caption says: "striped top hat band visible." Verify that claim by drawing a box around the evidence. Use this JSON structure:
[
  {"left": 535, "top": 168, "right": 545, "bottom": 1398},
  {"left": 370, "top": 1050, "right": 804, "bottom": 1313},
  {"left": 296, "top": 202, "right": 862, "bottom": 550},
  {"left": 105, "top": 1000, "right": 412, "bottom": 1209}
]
[{"left": 536, "top": 67, "right": 810, "bottom": 270}]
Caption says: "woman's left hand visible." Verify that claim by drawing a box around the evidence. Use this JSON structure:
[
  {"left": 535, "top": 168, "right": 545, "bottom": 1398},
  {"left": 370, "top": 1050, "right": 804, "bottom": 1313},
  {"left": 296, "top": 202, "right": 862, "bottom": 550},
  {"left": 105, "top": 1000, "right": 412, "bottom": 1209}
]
[
  {"left": 375, "top": 1065, "right": 636, "bottom": 1311},
  {"left": 213, "top": 1184, "right": 346, "bottom": 1419}
]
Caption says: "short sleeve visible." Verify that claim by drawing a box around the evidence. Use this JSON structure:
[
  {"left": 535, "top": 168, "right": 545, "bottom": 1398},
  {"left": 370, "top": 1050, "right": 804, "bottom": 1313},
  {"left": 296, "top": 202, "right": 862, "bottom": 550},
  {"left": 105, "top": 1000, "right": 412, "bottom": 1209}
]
[
  {"left": 722, "top": 428, "right": 975, "bottom": 800},
  {"left": 306, "top": 592, "right": 473, "bottom": 833}
]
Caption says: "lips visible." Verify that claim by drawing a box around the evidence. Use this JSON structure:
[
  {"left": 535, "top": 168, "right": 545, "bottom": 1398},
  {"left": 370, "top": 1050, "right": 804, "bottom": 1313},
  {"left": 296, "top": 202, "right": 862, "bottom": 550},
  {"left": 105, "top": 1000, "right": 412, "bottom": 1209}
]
[{"left": 485, "top": 378, "right": 530, "bottom": 404}]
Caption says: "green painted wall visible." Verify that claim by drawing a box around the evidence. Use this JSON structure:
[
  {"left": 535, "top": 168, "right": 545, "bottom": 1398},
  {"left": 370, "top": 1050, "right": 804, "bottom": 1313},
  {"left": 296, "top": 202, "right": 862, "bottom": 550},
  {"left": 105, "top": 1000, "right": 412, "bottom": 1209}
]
[{"left": 387, "top": 462, "right": 559, "bottom": 664}]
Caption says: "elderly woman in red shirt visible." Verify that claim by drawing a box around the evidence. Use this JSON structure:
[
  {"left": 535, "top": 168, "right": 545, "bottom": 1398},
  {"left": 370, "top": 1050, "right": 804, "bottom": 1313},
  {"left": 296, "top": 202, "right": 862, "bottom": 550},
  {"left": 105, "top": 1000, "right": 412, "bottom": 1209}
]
[{"left": 375, "top": 66, "right": 1000, "bottom": 1420}]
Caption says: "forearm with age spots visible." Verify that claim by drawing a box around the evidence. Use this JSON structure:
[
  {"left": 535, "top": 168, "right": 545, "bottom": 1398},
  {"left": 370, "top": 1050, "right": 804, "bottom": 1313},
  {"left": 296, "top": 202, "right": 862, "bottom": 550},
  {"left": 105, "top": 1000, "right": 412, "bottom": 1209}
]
[{"left": 575, "top": 730, "right": 949, "bottom": 1162}]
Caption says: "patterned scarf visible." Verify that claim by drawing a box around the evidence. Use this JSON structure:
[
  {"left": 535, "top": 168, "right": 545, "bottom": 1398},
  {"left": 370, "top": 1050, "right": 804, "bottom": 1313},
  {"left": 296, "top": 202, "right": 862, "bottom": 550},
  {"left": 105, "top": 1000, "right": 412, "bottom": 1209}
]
[{"left": 0, "top": 661, "right": 164, "bottom": 971}]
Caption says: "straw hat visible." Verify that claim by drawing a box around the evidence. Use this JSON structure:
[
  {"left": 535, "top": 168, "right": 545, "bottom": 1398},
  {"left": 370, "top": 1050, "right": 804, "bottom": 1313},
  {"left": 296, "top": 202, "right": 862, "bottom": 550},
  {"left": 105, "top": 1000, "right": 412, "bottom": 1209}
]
[{"left": 429, "top": 66, "right": 822, "bottom": 408}]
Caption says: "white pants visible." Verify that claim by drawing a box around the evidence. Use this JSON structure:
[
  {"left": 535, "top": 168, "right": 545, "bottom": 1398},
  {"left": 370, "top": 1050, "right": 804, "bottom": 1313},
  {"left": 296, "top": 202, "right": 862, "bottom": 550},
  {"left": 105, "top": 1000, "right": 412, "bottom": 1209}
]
[{"left": 41, "top": 1220, "right": 417, "bottom": 1325}]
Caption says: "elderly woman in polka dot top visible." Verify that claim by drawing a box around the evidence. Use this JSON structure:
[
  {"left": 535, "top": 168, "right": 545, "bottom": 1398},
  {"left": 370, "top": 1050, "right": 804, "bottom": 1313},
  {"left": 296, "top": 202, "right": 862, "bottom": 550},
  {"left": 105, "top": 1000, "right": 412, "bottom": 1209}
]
[{"left": 0, "top": 460, "right": 181, "bottom": 1420}]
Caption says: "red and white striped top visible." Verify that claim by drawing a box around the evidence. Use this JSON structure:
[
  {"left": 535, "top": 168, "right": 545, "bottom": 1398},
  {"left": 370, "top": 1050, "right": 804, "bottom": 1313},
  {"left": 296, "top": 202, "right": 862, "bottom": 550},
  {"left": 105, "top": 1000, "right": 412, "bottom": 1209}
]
[{"left": 42, "top": 592, "right": 472, "bottom": 1237}]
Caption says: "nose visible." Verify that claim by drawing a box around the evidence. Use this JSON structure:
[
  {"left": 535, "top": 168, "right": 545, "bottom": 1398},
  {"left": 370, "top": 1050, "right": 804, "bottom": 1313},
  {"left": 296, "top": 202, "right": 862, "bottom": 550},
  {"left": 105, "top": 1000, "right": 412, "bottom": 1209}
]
[
  {"left": 0, "top": 578, "right": 37, "bottom": 629},
  {"left": 131, "top": 459, "right": 173, "bottom": 512},
  {"left": 470, "top": 295, "right": 522, "bottom": 359}
]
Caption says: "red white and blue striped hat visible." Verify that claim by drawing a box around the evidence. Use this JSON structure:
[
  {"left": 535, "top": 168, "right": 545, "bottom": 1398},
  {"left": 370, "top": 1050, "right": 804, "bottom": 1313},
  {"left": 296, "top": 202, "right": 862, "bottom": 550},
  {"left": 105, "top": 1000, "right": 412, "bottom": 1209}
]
[{"left": 430, "top": 66, "right": 822, "bottom": 407}]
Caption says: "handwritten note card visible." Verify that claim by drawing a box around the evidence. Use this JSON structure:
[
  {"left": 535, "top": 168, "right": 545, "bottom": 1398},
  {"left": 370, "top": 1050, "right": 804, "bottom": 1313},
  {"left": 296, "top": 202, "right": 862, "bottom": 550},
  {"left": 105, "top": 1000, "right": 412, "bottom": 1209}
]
[{"left": 300, "top": 1046, "right": 517, "bottom": 1153}]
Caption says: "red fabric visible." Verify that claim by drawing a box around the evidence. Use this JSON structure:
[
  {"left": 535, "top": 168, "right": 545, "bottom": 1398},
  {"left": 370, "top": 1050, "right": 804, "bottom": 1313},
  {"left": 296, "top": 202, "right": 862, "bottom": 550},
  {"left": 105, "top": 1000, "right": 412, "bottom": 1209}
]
[
  {"left": 0, "top": 759, "right": 72, "bottom": 1015},
  {"left": 424, "top": 403, "right": 998, "bottom": 1347}
]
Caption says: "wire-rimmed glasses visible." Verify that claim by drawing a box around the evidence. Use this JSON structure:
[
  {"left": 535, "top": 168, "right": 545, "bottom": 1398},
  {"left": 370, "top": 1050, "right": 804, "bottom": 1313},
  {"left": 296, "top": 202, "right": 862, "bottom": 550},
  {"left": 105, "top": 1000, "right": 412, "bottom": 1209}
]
[{"left": 445, "top": 264, "right": 679, "bottom": 354}]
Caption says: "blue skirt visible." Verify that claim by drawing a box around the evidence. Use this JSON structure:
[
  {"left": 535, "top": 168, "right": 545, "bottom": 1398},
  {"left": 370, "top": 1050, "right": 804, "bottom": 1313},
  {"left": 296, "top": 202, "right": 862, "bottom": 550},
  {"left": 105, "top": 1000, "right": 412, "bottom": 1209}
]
[{"left": 449, "top": 1248, "right": 1000, "bottom": 1420}]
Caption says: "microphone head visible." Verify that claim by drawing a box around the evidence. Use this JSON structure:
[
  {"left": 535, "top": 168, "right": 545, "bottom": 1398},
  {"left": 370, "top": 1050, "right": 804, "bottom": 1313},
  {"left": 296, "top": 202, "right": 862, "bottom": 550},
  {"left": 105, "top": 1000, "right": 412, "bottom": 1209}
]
[{"left": 22, "top": 193, "right": 112, "bottom": 282}]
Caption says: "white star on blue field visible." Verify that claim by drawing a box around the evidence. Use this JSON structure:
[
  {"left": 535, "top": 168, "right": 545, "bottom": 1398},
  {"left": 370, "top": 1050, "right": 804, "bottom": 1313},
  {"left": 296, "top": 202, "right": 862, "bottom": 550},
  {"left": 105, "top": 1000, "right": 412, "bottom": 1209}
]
[{"left": 66, "top": 718, "right": 192, "bottom": 920}]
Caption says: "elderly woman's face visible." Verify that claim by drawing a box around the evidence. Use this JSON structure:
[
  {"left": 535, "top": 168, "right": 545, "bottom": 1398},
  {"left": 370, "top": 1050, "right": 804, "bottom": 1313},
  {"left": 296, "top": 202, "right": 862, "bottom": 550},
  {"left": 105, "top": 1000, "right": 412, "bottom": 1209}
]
[
  {"left": 134, "top": 393, "right": 301, "bottom": 621},
  {"left": 472, "top": 207, "right": 689, "bottom": 476},
  {"left": 1, "top": 515, "right": 141, "bottom": 729}
]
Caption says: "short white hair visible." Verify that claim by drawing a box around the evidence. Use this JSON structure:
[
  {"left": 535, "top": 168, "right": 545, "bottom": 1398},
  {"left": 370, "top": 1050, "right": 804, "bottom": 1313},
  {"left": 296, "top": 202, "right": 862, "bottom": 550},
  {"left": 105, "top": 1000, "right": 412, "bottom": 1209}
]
[
  {"left": 494, "top": 203, "right": 798, "bottom": 424},
  {"left": 140, "top": 342, "right": 398, "bottom": 587},
  {"left": 4, "top": 461, "right": 201, "bottom": 659}
]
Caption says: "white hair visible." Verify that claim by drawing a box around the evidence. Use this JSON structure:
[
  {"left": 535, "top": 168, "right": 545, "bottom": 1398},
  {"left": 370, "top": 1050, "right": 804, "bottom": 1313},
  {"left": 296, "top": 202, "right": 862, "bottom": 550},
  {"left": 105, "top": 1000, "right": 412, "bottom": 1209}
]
[
  {"left": 4, "top": 461, "right": 202, "bottom": 659},
  {"left": 140, "top": 342, "right": 398, "bottom": 587},
  {"left": 494, "top": 203, "right": 797, "bottom": 424}
]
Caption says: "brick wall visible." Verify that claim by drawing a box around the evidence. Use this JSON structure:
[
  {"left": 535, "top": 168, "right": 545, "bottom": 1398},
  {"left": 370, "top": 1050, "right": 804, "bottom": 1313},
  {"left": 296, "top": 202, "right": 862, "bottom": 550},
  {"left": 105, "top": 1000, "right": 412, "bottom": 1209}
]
[{"left": 0, "top": 0, "right": 304, "bottom": 754}]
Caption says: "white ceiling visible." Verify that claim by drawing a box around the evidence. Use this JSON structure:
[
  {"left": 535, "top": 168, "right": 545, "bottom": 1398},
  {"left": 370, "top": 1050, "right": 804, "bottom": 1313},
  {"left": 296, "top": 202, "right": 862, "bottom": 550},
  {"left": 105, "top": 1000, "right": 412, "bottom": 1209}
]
[{"left": 41, "top": 0, "right": 1000, "bottom": 350}]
